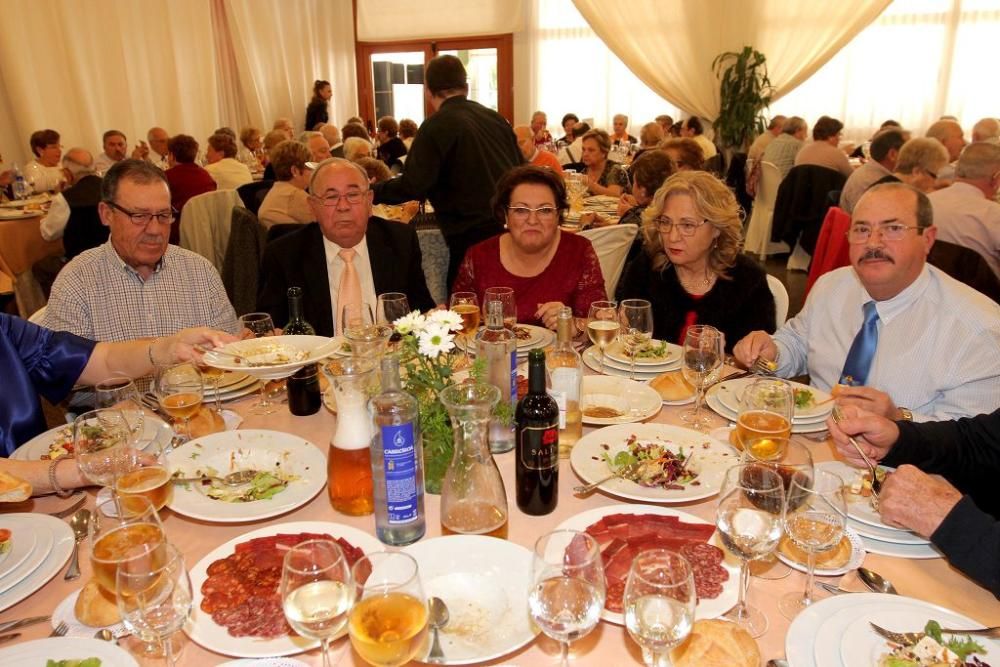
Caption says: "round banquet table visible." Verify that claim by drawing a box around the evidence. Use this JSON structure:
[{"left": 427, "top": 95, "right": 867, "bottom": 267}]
[
  {"left": 3, "top": 380, "right": 998, "bottom": 665},
  {"left": 0, "top": 213, "right": 62, "bottom": 316}
]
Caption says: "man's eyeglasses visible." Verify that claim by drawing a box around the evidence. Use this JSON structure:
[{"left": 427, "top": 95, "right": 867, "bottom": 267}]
[
  {"left": 106, "top": 201, "right": 177, "bottom": 225},
  {"left": 847, "top": 222, "right": 923, "bottom": 244},
  {"left": 507, "top": 205, "right": 559, "bottom": 222},
  {"left": 312, "top": 191, "right": 368, "bottom": 207},
  {"left": 654, "top": 216, "right": 707, "bottom": 237}
]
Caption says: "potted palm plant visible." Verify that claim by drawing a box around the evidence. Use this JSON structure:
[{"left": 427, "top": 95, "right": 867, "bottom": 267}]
[{"left": 712, "top": 46, "right": 774, "bottom": 152}]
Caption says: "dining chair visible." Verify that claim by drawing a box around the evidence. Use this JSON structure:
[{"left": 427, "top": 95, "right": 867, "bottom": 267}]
[
  {"left": 578, "top": 223, "right": 639, "bottom": 300},
  {"left": 744, "top": 161, "right": 785, "bottom": 260},
  {"left": 179, "top": 190, "right": 245, "bottom": 271},
  {"left": 766, "top": 274, "right": 789, "bottom": 329}
]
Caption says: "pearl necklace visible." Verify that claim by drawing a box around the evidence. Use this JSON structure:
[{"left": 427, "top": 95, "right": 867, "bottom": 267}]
[{"left": 676, "top": 268, "right": 717, "bottom": 295}]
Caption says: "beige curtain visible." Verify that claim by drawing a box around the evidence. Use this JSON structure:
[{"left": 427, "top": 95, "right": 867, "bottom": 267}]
[
  {"left": 357, "top": 0, "right": 524, "bottom": 41},
  {"left": 570, "top": 0, "right": 892, "bottom": 121}
]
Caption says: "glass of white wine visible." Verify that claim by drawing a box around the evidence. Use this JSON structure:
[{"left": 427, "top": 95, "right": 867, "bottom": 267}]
[
  {"left": 779, "top": 469, "right": 846, "bottom": 619},
  {"left": 680, "top": 325, "right": 724, "bottom": 430},
  {"left": 623, "top": 549, "right": 697, "bottom": 666},
  {"left": 450, "top": 291, "right": 480, "bottom": 363},
  {"left": 281, "top": 539, "right": 354, "bottom": 667},
  {"left": 154, "top": 363, "right": 203, "bottom": 443},
  {"left": 239, "top": 311, "right": 277, "bottom": 414},
  {"left": 586, "top": 300, "right": 618, "bottom": 374},
  {"left": 618, "top": 298, "right": 653, "bottom": 380},
  {"left": 349, "top": 551, "right": 428, "bottom": 667},
  {"left": 94, "top": 376, "right": 145, "bottom": 445},
  {"left": 74, "top": 408, "right": 133, "bottom": 490},
  {"left": 528, "top": 530, "right": 606, "bottom": 665}
]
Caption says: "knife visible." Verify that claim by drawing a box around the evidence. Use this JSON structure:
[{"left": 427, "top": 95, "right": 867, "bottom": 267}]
[
  {"left": 0, "top": 615, "right": 50, "bottom": 634},
  {"left": 0, "top": 632, "right": 20, "bottom": 645}
]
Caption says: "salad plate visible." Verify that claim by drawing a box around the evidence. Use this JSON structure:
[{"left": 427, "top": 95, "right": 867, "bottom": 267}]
[
  {"left": 581, "top": 375, "right": 662, "bottom": 425},
  {"left": 714, "top": 377, "right": 833, "bottom": 422},
  {"left": 582, "top": 347, "right": 666, "bottom": 380},
  {"left": 0, "top": 637, "right": 138, "bottom": 666},
  {"left": 11, "top": 414, "right": 174, "bottom": 461},
  {"left": 166, "top": 430, "right": 326, "bottom": 522},
  {"left": 201, "top": 335, "right": 340, "bottom": 380},
  {"left": 569, "top": 423, "right": 739, "bottom": 503},
  {"left": 603, "top": 339, "right": 682, "bottom": 367},
  {"left": 704, "top": 384, "right": 830, "bottom": 434}
]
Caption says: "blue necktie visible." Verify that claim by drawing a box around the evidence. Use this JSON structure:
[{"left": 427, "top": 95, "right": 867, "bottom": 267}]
[{"left": 840, "top": 301, "right": 879, "bottom": 386}]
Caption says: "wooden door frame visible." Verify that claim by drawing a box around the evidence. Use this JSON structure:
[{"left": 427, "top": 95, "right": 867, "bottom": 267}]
[{"left": 354, "top": 34, "right": 514, "bottom": 129}]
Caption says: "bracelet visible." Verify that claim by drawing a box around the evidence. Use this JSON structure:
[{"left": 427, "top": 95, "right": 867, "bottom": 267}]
[{"left": 48, "top": 458, "right": 74, "bottom": 498}]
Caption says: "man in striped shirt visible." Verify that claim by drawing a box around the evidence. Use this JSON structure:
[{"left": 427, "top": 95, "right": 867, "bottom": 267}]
[{"left": 43, "top": 160, "right": 239, "bottom": 342}]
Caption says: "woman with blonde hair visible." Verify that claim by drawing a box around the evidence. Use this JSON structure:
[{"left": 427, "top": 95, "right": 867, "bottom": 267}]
[{"left": 617, "top": 171, "right": 775, "bottom": 349}]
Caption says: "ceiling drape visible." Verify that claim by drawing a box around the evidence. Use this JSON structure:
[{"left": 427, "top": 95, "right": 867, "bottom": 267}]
[
  {"left": 356, "top": 0, "right": 524, "bottom": 41},
  {"left": 570, "top": 0, "right": 892, "bottom": 122}
]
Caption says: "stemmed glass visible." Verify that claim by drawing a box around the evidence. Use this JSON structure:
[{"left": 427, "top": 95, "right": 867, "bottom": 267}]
[
  {"left": 623, "top": 549, "right": 697, "bottom": 667},
  {"left": 376, "top": 293, "right": 410, "bottom": 326},
  {"left": 349, "top": 551, "right": 429, "bottom": 667},
  {"left": 154, "top": 363, "right": 204, "bottom": 441},
  {"left": 116, "top": 542, "right": 191, "bottom": 666},
  {"left": 619, "top": 298, "right": 653, "bottom": 380},
  {"left": 586, "top": 300, "right": 618, "bottom": 374},
  {"left": 281, "top": 539, "right": 354, "bottom": 667},
  {"left": 528, "top": 530, "right": 606, "bottom": 665},
  {"left": 197, "top": 362, "right": 226, "bottom": 415},
  {"left": 94, "top": 377, "right": 146, "bottom": 445},
  {"left": 779, "top": 469, "right": 846, "bottom": 619},
  {"left": 680, "top": 325, "right": 724, "bottom": 430},
  {"left": 73, "top": 408, "right": 134, "bottom": 491},
  {"left": 483, "top": 286, "right": 516, "bottom": 329},
  {"left": 341, "top": 302, "right": 375, "bottom": 336},
  {"left": 734, "top": 378, "right": 794, "bottom": 453},
  {"left": 449, "top": 291, "right": 480, "bottom": 363},
  {"left": 239, "top": 312, "right": 277, "bottom": 414},
  {"left": 715, "top": 463, "right": 785, "bottom": 637}
]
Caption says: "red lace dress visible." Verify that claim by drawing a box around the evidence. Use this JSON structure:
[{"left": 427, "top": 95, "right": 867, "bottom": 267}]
[{"left": 452, "top": 232, "right": 607, "bottom": 326}]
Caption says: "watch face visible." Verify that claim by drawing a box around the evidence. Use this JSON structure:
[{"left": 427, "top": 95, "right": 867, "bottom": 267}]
[{"left": 898, "top": 408, "right": 913, "bottom": 421}]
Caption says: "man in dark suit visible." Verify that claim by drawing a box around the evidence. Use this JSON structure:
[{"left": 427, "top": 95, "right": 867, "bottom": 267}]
[{"left": 258, "top": 158, "right": 435, "bottom": 336}]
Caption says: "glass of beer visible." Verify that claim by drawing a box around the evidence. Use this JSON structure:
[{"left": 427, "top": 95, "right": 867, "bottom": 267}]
[
  {"left": 322, "top": 358, "right": 377, "bottom": 516},
  {"left": 733, "top": 377, "right": 794, "bottom": 452},
  {"left": 115, "top": 441, "right": 173, "bottom": 512},
  {"left": 349, "top": 551, "right": 428, "bottom": 667},
  {"left": 91, "top": 495, "right": 167, "bottom": 596},
  {"left": 154, "top": 363, "right": 204, "bottom": 443},
  {"left": 450, "top": 291, "right": 480, "bottom": 362}
]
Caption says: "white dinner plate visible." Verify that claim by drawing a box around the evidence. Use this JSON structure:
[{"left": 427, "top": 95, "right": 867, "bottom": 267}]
[
  {"left": 555, "top": 504, "right": 739, "bottom": 625},
  {"left": 704, "top": 385, "right": 830, "bottom": 434},
  {"left": 0, "top": 515, "right": 55, "bottom": 597},
  {"left": 0, "top": 514, "right": 74, "bottom": 613},
  {"left": 857, "top": 534, "right": 943, "bottom": 559},
  {"left": 604, "top": 339, "right": 682, "bottom": 367},
  {"left": 0, "top": 194, "right": 49, "bottom": 208},
  {"left": 187, "top": 521, "right": 384, "bottom": 658},
  {"left": 167, "top": 430, "right": 327, "bottom": 522},
  {"left": 582, "top": 347, "right": 666, "bottom": 380},
  {"left": 458, "top": 324, "right": 554, "bottom": 353},
  {"left": 596, "top": 348, "right": 682, "bottom": 373},
  {"left": 0, "top": 637, "right": 139, "bottom": 666},
  {"left": 328, "top": 335, "right": 353, "bottom": 357},
  {"left": 838, "top": 597, "right": 997, "bottom": 667},
  {"left": 0, "top": 515, "right": 38, "bottom": 583},
  {"left": 569, "top": 423, "right": 739, "bottom": 503},
  {"left": 218, "top": 660, "right": 311, "bottom": 667},
  {"left": 202, "top": 335, "right": 340, "bottom": 380},
  {"left": 846, "top": 516, "right": 930, "bottom": 545},
  {"left": 581, "top": 376, "right": 663, "bottom": 425},
  {"left": 213, "top": 378, "right": 264, "bottom": 402},
  {"left": 811, "top": 605, "right": 871, "bottom": 667},
  {"left": 816, "top": 461, "right": 918, "bottom": 534},
  {"left": 11, "top": 414, "right": 174, "bottom": 461},
  {"left": 0, "top": 209, "right": 39, "bottom": 219},
  {"left": 402, "top": 535, "right": 537, "bottom": 664},
  {"left": 776, "top": 526, "right": 866, "bottom": 577},
  {"left": 714, "top": 377, "right": 833, "bottom": 423}
]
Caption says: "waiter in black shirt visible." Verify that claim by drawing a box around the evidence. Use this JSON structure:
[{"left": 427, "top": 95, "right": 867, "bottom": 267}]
[{"left": 372, "top": 54, "right": 524, "bottom": 288}]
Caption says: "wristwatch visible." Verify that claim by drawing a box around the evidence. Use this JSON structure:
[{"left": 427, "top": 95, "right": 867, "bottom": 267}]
[{"left": 897, "top": 407, "right": 913, "bottom": 422}]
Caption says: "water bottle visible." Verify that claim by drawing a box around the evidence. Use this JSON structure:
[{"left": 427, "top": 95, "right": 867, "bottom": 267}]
[{"left": 12, "top": 164, "right": 28, "bottom": 200}]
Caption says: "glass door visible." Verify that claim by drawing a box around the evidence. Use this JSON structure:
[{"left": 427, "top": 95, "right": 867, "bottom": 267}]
[{"left": 370, "top": 51, "right": 427, "bottom": 125}]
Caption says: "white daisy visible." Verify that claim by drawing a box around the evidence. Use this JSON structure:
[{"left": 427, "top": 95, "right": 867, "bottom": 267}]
[
  {"left": 428, "top": 308, "right": 464, "bottom": 332},
  {"left": 393, "top": 310, "right": 426, "bottom": 335},
  {"left": 417, "top": 322, "right": 455, "bottom": 357}
]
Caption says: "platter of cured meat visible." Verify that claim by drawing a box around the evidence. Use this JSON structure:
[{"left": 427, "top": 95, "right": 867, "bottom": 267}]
[
  {"left": 185, "top": 521, "right": 383, "bottom": 658},
  {"left": 555, "top": 504, "right": 739, "bottom": 625}
]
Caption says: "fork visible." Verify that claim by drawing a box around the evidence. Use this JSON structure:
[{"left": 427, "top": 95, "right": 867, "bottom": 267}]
[
  {"left": 49, "top": 621, "right": 68, "bottom": 637},
  {"left": 870, "top": 622, "right": 1000, "bottom": 644},
  {"left": 751, "top": 356, "right": 778, "bottom": 375},
  {"left": 831, "top": 405, "right": 881, "bottom": 510}
]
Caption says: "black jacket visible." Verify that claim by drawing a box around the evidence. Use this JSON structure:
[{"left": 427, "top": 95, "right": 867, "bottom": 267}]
[
  {"left": 617, "top": 252, "right": 776, "bottom": 351},
  {"left": 304, "top": 100, "right": 328, "bottom": 131},
  {"left": 377, "top": 136, "right": 407, "bottom": 171},
  {"left": 886, "top": 410, "right": 1000, "bottom": 596},
  {"left": 257, "top": 219, "right": 435, "bottom": 336},
  {"left": 770, "top": 164, "right": 847, "bottom": 252},
  {"left": 61, "top": 174, "right": 107, "bottom": 260}
]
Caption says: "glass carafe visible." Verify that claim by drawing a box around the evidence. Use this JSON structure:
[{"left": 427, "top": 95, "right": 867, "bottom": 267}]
[
  {"left": 439, "top": 382, "right": 509, "bottom": 539},
  {"left": 322, "top": 358, "right": 377, "bottom": 516}
]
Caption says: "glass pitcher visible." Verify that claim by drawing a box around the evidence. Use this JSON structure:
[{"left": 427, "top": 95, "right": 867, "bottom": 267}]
[
  {"left": 322, "top": 357, "right": 377, "bottom": 516},
  {"left": 438, "top": 382, "right": 509, "bottom": 539}
]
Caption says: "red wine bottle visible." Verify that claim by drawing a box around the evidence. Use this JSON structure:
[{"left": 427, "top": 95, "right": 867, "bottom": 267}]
[{"left": 515, "top": 349, "right": 559, "bottom": 515}]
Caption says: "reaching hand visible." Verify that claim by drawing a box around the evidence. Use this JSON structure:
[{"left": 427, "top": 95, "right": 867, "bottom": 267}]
[
  {"left": 732, "top": 330, "right": 777, "bottom": 369},
  {"left": 834, "top": 385, "right": 899, "bottom": 419},
  {"left": 826, "top": 404, "right": 899, "bottom": 465}
]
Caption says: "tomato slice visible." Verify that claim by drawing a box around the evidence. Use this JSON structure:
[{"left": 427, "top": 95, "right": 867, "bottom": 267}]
[{"left": 0, "top": 529, "right": 11, "bottom": 543}]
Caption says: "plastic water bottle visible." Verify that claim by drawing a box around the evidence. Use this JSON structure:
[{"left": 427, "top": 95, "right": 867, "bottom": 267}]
[{"left": 12, "top": 164, "right": 28, "bottom": 200}]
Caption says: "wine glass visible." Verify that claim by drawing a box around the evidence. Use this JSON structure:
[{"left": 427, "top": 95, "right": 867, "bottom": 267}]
[
  {"left": 281, "top": 539, "right": 354, "bottom": 667},
  {"left": 483, "top": 286, "right": 516, "bottom": 329},
  {"left": 715, "top": 463, "right": 785, "bottom": 637},
  {"left": 528, "top": 530, "right": 606, "bottom": 665},
  {"left": 742, "top": 436, "right": 814, "bottom": 580},
  {"left": 349, "top": 551, "right": 428, "bottom": 667},
  {"left": 239, "top": 312, "right": 277, "bottom": 415},
  {"left": 154, "top": 363, "right": 203, "bottom": 441},
  {"left": 197, "top": 361, "right": 226, "bottom": 415},
  {"left": 619, "top": 298, "right": 653, "bottom": 380},
  {"left": 116, "top": 542, "right": 191, "bottom": 666},
  {"left": 94, "top": 377, "right": 146, "bottom": 446},
  {"left": 449, "top": 291, "right": 480, "bottom": 363},
  {"left": 376, "top": 293, "right": 410, "bottom": 326},
  {"left": 734, "top": 378, "right": 794, "bottom": 452},
  {"left": 680, "top": 325, "right": 724, "bottom": 430},
  {"left": 623, "top": 549, "right": 697, "bottom": 666},
  {"left": 779, "top": 469, "right": 846, "bottom": 619},
  {"left": 73, "top": 408, "right": 134, "bottom": 490},
  {"left": 586, "top": 300, "right": 618, "bottom": 374},
  {"left": 91, "top": 495, "right": 167, "bottom": 596},
  {"left": 341, "top": 302, "right": 375, "bottom": 336}
]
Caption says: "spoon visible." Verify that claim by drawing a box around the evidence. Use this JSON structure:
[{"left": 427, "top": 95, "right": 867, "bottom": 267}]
[
  {"left": 64, "top": 508, "right": 92, "bottom": 581},
  {"left": 94, "top": 629, "right": 113, "bottom": 641},
  {"left": 857, "top": 567, "right": 898, "bottom": 595},
  {"left": 427, "top": 596, "right": 449, "bottom": 663},
  {"left": 172, "top": 470, "right": 260, "bottom": 486}
]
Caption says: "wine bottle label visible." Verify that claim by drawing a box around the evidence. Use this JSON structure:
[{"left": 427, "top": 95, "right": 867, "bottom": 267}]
[
  {"left": 518, "top": 424, "right": 559, "bottom": 470},
  {"left": 380, "top": 423, "right": 419, "bottom": 524},
  {"left": 548, "top": 389, "right": 567, "bottom": 429}
]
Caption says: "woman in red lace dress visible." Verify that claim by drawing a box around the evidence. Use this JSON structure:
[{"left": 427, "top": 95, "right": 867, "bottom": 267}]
[{"left": 452, "top": 165, "right": 607, "bottom": 329}]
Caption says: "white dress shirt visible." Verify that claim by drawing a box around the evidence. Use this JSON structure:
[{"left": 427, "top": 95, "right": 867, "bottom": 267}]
[
  {"left": 39, "top": 193, "right": 70, "bottom": 241},
  {"left": 146, "top": 151, "right": 170, "bottom": 172},
  {"left": 24, "top": 160, "right": 64, "bottom": 193},
  {"left": 692, "top": 134, "right": 718, "bottom": 160},
  {"left": 928, "top": 181, "right": 1000, "bottom": 279},
  {"left": 93, "top": 152, "right": 120, "bottom": 176},
  {"left": 322, "top": 235, "right": 377, "bottom": 333},
  {"left": 772, "top": 264, "right": 1000, "bottom": 421}
]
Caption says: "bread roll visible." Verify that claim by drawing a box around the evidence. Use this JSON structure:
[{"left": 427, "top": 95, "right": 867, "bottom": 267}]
[
  {"left": 0, "top": 471, "right": 31, "bottom": 503},
  {"left": 670, "top": 619, "right": 760, "bottom": 667},
  {"left": 649, "top": 371, "right": 695, "bottom": 401},
  {"left": 184, "top": 407, "right": 225, "bottom": 440},
  {"left": 779, "top": 533, "right": 852, "bottom": 570},
  {"left": 74, "top": 579, "right": 121, "bottom": 627}
]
